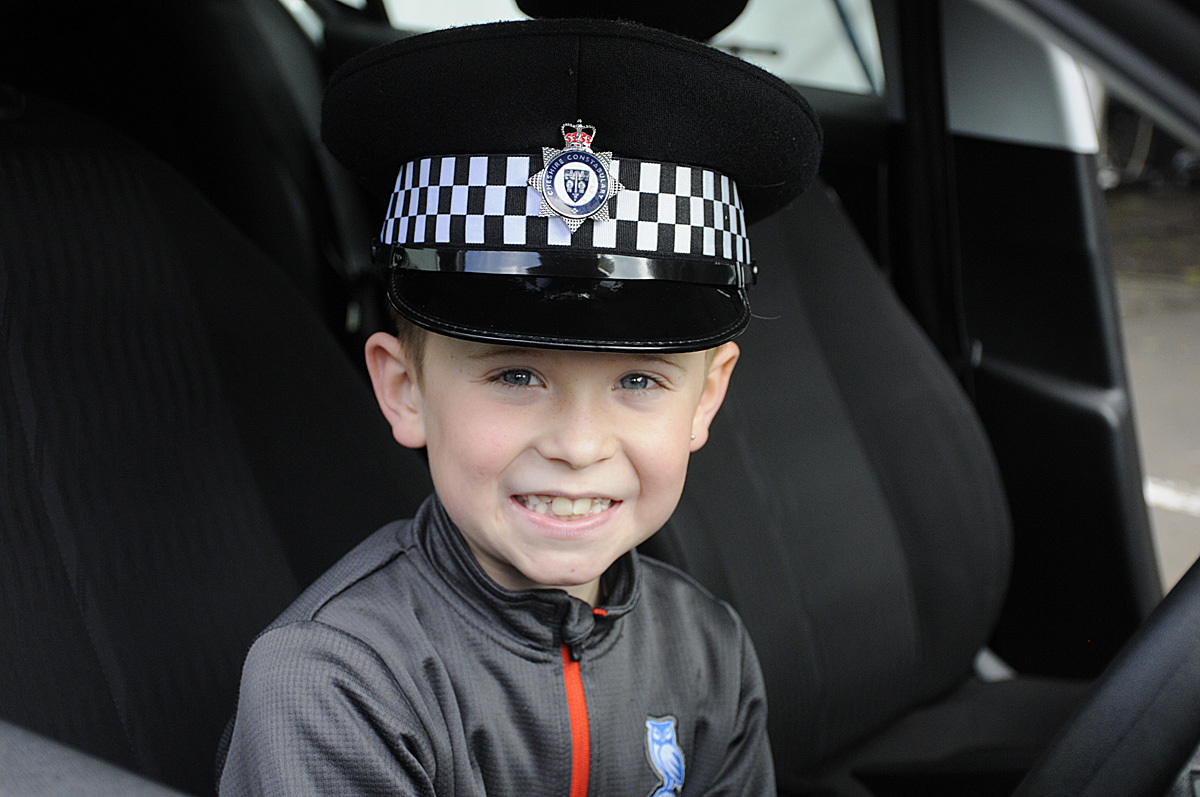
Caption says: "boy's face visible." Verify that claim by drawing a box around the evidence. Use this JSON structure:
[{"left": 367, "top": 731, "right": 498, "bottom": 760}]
[{"left": 366, "top": 331, "right": 738, "bottom": 605}]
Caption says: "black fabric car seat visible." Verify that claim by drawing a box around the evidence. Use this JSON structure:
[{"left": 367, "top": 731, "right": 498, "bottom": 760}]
[
  {"left": 645, "top": 183, "right": 1090, "bottom": 795},
  {"left": 0, "top": 0, "right": 385, "bottom": 337},
  {"left": 0, "top": 92, "right": 432, "bottom": 795},
  {"left": 148, "top": 0, "right": 383, "bottom": 318}
]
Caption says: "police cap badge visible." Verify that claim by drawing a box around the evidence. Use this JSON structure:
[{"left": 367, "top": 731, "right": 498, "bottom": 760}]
[{"left": 322, "top": 18, "right": 821, "bottom": 352}]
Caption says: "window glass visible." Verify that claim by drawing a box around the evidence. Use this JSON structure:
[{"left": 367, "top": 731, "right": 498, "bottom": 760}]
[
  {"left": 1103, "top": 94, "right": 1200, "bottom": 589},
  {"left": 710, "top": 0, "right": 882, "bottom": 94},
  {"left": 381, "top": 0, "right": 525, "bottom": 29},
  {"left": 379, "top": 0, "right": 884, "bottom": 94}
]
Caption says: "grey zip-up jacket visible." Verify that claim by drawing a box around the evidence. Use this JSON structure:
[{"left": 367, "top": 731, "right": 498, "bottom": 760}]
[{"left": 218, "top": 495, "right": 775, "bottom": 796}]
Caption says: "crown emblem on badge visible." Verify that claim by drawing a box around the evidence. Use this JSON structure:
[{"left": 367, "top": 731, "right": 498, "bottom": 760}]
[
  {"left": 529, "top": 120, "right": 624, "bottom": 233},
  {"left": 561, "top": 120, "right": 595, "bottom": 148}
]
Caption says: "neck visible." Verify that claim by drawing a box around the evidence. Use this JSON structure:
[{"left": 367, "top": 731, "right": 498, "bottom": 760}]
[{"left": 561, "top": 578, "right": 601, "bottom": 606}]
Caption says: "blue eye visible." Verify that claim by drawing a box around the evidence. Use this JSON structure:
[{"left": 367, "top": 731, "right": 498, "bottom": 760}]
[
  {"left": 498, "top": 369, "right": 538, "bottom": 387},
  {"left": 618, "top": 373, "right": 656, "bottom": 390}
]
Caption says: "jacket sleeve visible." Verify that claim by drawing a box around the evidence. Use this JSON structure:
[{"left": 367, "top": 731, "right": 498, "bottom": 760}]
[
  {"left": 705, "top": 609, "right": 777, "bottom": 797},
  {"left": 218, "top": 621, "right": 437, "bottom": 797}
]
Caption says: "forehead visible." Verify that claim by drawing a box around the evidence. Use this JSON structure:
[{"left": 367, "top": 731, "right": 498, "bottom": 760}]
[{"left": 426, "top": 334, "right": 697, "bottom": 372}]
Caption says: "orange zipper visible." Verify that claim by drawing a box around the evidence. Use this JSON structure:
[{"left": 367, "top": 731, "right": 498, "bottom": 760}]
[{"left": 561, "top": 644, "right": 590, "bottom": 797}]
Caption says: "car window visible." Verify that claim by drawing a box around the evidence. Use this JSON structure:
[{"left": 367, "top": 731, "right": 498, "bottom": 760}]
[
  {"left": 710, "top": 0, "right": 882, "bottom": 94},
  {"left": 1103, "top": 93, "right": 1200, "bottom": 589},
  {"left": 378, "top": 0, "right": 885, "bottom": 95},
  {"left": 381, "top": 0, "right": 524, "bottom": 29}
]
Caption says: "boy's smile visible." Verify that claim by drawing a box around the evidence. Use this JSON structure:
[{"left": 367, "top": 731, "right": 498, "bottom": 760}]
[
  {"left": 515, "top": 494, "right": 612, "bottom": 521},
  {"left": 367, "top": 331, "right": 738, "bottom": 605}
]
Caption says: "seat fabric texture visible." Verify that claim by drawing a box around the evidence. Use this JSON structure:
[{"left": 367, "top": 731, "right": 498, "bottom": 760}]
[
  {"left": 150, "top": 0, "right": 381, "bottom": 303},
  {"left": 0, "top": 0, "right": 381, "bottom": 326},
  {"left": 646, "top": 181, "right": 1087, "bottom": 794},
  {"left": 0, "top": 94, "right": 431, "bottom": 795}
]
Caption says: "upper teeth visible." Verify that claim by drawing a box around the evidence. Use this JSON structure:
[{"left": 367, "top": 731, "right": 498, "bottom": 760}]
[{"left": 520, "top": 495, "right": 612, "bottom": 518}]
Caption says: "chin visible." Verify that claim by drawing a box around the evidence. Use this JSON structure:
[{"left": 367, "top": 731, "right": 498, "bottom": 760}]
[{"left": 519, "top": 553, "right": 614, "bottom": 591}]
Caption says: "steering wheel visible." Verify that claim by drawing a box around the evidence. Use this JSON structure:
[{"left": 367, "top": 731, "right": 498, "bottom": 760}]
[{"left": 1014, "top": 556, "right": 1200, "bottom": 796}]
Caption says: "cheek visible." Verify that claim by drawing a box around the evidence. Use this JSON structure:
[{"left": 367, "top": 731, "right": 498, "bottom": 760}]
[
  {"left": 425, "top": 400, "right": 524, "bottom": 486},
  {"left": 424, "top": 418, "right": 514, "bottom": 534},
  {"left": 629, "top": 431, "right": 692, "bottom": 511}
]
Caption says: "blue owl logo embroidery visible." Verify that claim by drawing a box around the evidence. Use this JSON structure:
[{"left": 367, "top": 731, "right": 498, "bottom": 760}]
[{"left": 645, "top": 716, "right": 685, "bottom": 796}]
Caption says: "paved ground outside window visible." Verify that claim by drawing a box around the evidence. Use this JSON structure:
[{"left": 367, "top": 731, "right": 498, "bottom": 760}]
[{"left": 1109, "top": 184, "right": 1200, "bottom": 589}]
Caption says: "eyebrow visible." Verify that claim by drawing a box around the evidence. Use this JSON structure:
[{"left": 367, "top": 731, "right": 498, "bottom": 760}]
[
  {"left": 628, "top": 354, "right": 687, "bottom": 374},
  {"left": 465, "top": 346, "right": 547, "bottom": 361}
]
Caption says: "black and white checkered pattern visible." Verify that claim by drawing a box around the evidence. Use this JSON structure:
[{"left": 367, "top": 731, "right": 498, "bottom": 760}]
[{"left": 382, "top": 154, "right": 750, "bottom": 265}]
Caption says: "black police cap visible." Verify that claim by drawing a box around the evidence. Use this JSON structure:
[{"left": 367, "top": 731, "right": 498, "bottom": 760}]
[{"left": 323, "top": 17, "right": 821, "bottom": 352}]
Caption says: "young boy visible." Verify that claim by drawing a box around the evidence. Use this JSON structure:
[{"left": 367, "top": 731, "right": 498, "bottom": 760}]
[{"left": 218, "top": 16, "right": 820, "bottom": 796}]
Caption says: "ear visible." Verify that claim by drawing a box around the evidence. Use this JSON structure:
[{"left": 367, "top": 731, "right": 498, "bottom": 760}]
[
  {"left": 364, "top": 331, "right": 427, "bottom": 449},
  {"left": 690, "top": 341, "right": 739, "bottom": 452}
]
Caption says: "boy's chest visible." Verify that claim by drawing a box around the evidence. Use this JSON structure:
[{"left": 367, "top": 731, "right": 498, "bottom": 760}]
[{"left": 438, "top": 644, "right": 713, "bottom": 797}]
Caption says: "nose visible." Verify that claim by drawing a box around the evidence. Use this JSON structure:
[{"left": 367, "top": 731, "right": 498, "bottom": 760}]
[{"left": 536, "top": 394, "right": 617, "bottom": 469}]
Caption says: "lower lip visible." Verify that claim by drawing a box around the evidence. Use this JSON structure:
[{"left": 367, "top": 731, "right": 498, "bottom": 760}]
[{"left": 510, "top": 497, "right": 621, "bottom": 539}]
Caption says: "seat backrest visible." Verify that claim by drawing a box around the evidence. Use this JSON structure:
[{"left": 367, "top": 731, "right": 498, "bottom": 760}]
[
  {"left": 153, "top": 0, "right": 381, "bottom": 304},
  {"left": 647, "top": 181, "right": 1012, "bottom": 788},
  {"left": 0, "top": 0, "right": 381, "bottom": 326},
  {"left": 0, "top": 93, "right": 431, "bottom": 794}
]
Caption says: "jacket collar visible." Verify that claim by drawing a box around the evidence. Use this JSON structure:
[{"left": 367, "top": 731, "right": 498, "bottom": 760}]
[{"left": 411, "top": 494, "right": 641, "bottom": 653}]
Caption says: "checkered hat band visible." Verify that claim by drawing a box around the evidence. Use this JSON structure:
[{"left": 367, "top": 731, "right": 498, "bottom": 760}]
[{"left": 382, "top": 154, "right": 750, "bottom": 265}]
